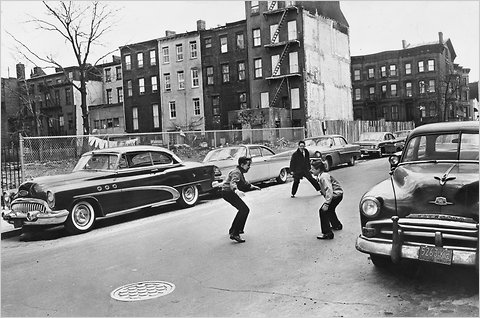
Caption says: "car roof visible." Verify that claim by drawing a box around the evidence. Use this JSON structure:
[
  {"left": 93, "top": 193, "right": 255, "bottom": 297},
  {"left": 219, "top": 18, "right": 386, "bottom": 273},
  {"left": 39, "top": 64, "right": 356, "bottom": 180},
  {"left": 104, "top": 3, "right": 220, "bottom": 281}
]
[
  {"left": 82, "top": 145, "right": 178, "bottom": 157},
  {"left": 410, "top": 121, "right": 479, "bottom": 137},
  {"left": 305, "top": 135, "right": 344, "bottom": 139}
]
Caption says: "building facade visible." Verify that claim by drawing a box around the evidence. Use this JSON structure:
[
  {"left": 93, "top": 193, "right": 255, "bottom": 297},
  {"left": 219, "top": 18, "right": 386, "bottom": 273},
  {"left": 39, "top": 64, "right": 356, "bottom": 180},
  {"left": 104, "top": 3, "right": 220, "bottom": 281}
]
[
  {"left": 1, "top": 77, "right": 21, "bottom": 145},
  {"left": 351, "top": 32, "right": 471, "bottom": 126}
]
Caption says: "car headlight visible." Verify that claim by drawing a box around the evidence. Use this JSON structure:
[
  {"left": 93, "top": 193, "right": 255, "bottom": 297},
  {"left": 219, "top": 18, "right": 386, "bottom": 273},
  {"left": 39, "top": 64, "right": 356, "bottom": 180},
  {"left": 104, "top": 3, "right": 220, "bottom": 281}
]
[
  {"left": 360, "top": 197, "right": 381, "bottom": 217},
  {"left": 46, "top": 191, "right": 55, "bottom": 208}
]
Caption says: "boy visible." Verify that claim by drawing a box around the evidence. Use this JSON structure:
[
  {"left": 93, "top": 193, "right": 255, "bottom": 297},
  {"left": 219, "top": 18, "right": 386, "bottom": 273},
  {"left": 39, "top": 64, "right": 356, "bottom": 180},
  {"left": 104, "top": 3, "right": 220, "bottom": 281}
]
[{"left": 310, "top": 160, "right": 343, "bottom": 240}]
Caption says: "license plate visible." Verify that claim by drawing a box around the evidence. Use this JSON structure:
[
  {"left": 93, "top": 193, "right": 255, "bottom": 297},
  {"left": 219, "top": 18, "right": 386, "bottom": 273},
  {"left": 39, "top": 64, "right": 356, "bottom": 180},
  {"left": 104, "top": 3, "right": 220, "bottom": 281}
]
[{"left": 418, "top": 245, "right": 453, "bottom": 265}]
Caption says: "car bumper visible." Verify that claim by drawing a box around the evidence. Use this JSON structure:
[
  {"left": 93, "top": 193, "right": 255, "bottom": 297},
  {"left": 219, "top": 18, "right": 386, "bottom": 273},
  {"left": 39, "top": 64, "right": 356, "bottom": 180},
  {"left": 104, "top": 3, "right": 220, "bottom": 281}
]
[
  {"left": 360, "top": 149, "right": 380, "bottom": 156},
  {"left": 2, "top": 199, "right": 69, "bottom": 227}
]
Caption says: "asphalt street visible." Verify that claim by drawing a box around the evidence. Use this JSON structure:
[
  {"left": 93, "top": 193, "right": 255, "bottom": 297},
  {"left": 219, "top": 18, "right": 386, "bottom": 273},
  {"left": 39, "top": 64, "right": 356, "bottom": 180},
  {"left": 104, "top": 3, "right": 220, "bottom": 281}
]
[{"left": 1, "top": 157, "right": 478, "bottom": 317}]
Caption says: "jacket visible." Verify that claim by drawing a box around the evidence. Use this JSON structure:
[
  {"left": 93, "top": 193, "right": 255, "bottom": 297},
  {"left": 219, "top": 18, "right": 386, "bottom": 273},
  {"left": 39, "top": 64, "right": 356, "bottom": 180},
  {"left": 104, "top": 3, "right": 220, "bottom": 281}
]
[
  {"left": 317, "top": 172, "right": 343, "bottom": 205},
  {"left": 221, "top": 166, "right": 252, "bottom": 192},
  {"left": 289, "top": 148, "right": 312, "bottom": 176}
]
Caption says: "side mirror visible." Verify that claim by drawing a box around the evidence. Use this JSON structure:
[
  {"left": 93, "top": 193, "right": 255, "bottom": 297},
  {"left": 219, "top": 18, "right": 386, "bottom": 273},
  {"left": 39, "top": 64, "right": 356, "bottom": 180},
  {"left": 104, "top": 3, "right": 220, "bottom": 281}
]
[{"left": 389, "top": 155, "right": 400, "bottom": 169}]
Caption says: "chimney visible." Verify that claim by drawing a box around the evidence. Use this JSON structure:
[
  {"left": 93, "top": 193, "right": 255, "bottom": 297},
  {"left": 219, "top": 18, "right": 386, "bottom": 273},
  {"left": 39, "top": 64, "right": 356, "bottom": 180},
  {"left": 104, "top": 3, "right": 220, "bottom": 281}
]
[
  {"left": 165, "top": 30, "right": 176, "bottom": 36},
  {"left": 31, "top": 66, "right": 46, "bottom": 78},
  {"left": 402, "top": 40, "right": 407, "bottom": 49},
  {"left": 438, "top": 32, "right": 443, "bottom": 44},
  {"left": 197, "top": 20, "right": 206, "bottom": 31},
  {"left": 16, "top": 63, "right": 25, "bottom": 80}
]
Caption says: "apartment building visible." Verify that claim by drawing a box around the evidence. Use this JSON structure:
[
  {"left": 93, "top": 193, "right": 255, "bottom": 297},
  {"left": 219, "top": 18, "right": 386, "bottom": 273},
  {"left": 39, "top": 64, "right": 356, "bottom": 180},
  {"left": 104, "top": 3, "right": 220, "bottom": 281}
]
[
  {"left": 1, "top": 76, "right": 21, "bottom": 145},
  {"left": 351, "top": 32, "right": 471, "bottom": 126},
  {"left": 240, "top": 1, "right": 352, "bottom": 132},
  {"left": 120, "top": 39, "right": 160, "bottom": 133},
  {"left": 200, "top": 19, "right": 249, "bottom": 130}
]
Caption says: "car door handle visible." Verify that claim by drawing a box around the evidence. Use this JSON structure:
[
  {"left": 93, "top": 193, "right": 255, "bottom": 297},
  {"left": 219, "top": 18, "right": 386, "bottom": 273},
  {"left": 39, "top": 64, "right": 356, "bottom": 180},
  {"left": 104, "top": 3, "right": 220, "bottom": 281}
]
[{"left": 151, "top": 168, "right": 159, "bottom": 173}]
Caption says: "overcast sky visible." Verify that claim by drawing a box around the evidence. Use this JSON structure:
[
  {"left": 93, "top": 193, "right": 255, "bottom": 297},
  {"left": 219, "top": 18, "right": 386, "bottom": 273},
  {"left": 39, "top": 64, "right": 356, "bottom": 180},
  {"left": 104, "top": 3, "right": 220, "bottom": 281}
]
[{"left": 1, "top": 1, "right": 478, "bottom": 82}]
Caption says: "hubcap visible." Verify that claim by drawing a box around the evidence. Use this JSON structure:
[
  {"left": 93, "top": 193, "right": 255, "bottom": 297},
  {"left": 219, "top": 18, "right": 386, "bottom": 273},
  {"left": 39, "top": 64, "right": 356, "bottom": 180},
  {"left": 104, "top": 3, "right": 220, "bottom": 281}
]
[
  {"left": 183, "top": 187, "right": 196, "bottom": 202},
  {"left": 74, "top": 205, "right": 91, "bottom": 227}
]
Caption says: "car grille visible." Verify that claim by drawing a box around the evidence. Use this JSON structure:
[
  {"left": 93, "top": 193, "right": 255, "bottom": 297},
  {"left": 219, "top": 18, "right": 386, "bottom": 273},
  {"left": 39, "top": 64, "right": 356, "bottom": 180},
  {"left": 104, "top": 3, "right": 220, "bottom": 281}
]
[
  {"left": 11, "top": 202, "right": 47, "bottom": 214},
  {"left": 366, "top": 215, "right": 478, "bottom": 251}
]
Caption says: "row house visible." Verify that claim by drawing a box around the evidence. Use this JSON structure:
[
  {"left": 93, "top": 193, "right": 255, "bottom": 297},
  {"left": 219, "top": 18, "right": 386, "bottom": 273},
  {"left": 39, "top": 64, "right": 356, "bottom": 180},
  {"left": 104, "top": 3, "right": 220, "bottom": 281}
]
[
  {"left": 89, "top": 56, "right": 126, "bottom": 134},
  {"left": 351, "top": 32, "right": 471, "bottom": 126}
]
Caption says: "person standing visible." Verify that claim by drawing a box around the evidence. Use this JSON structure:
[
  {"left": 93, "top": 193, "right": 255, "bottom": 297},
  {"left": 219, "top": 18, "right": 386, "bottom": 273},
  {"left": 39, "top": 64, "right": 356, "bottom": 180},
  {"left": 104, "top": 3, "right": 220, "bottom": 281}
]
[
  {"left": 289, "top": 140, "right": 321, "bottom": 197},
  {"left": 310, "top": 160, "right": 343, "bottom": 240},
  {"left": 221, "top": 156, "right": 261, "bottom": 243}
]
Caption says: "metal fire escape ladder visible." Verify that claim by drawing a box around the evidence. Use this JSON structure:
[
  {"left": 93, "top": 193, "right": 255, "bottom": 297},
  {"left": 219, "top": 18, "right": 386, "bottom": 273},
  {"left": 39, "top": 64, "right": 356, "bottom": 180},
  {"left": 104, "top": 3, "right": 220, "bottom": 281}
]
[
  {"left": 269, "top": 77, "right": 286, "bottom": 107},
  {"left": 270, "top": 9, "right": 288, "bottom": 44},
  {"left": 272, "top": 41, "right": 291, "bottom": 76}
]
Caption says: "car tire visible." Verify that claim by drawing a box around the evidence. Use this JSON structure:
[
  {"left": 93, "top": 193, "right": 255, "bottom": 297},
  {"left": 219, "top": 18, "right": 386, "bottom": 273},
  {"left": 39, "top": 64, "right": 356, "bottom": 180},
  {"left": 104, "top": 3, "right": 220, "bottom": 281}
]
[
  {"left": 324, "top": 158, "right": 332, "bottom": 172},
  {"left": 177, "top": 185, "right": 199, "bottom": 208},
  {"left": 348, "top": 156, "right": 356, "bottom": 166},
  {"left": 65, "top": 201, "right": 96, "bottom": 235},
  {"left": 369, "top": 254, "right": 392, "bottom": 267},
  {"left": 276, "top": 168, "right": 288, "bottom": 184}
]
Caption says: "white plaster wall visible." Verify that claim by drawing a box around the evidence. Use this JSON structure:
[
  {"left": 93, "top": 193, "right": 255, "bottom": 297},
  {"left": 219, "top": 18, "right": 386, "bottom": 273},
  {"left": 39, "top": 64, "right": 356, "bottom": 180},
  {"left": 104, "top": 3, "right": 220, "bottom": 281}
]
[
  {"left": 72, "top": 80, "right": 103, "bottom": 134},
  {"left": 303, "top": 12, "right": 353, "bottom": 124}
]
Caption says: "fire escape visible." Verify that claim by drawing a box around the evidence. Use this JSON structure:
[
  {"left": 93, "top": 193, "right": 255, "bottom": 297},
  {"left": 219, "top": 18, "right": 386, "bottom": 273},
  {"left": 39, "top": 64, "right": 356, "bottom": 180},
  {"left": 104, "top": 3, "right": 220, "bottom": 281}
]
[{"left": 263, "top": 1, "right": 301, "bottom": 108}]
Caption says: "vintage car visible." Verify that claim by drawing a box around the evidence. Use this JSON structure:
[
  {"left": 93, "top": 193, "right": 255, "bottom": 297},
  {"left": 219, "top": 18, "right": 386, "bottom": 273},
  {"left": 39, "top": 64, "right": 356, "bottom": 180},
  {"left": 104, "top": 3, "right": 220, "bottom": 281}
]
[
  {"left": 2, "top": 146, "right": 216, "bottom": 235},
  {"left": 303, "top": 135, "right": 361, "bottom": 171},
  {"left": 355, "top": 121, "right": 479, "bottom": 268},
  {"left": 202, "top": 144, "right": 290, "bottom": 185},
  {"left": 393, "top": 130, "right": 412, "bottom": 144},
  {"left": 354, "top": 131, "right": 404, "bottom": 157}
]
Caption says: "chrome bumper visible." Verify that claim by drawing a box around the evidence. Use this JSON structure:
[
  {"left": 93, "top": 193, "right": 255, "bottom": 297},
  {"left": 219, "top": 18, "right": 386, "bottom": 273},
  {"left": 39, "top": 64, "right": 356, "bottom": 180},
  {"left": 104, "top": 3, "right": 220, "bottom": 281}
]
[{"left": 2, "top": 199, "right": 69, "bottom": 227}]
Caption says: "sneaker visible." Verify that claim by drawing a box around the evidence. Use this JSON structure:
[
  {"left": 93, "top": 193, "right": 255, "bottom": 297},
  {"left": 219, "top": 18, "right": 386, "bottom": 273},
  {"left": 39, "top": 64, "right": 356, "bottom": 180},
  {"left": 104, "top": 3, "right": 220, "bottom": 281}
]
[
  {"left": 291, "top": 195, "right": 295, "bottom": 198},
  {"left": 317, "top": 233, "right": 334, "bottom": 240},
  {"left": 230, "top": 235, "right": 245, "bottom": 243}
]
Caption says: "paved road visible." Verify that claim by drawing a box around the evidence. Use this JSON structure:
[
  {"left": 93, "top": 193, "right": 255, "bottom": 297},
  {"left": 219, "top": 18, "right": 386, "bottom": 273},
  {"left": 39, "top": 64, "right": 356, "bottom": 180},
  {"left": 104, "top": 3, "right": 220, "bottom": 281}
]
[{"left": 1, "top": 157, "right": 478, "bottom": 317}]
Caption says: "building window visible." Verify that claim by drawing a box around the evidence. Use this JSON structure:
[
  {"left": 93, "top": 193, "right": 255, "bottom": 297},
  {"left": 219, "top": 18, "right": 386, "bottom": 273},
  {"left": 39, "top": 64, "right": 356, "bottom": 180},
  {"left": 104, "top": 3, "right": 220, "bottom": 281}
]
[
  {"left": 287, "top": 20, "right": 297, "bottom": 40},
  {"left": 270, "top": 24, "right": 279, "bottom": 43},
  {"left": 354, "top": 88, "right": 361, "bottom": 100},
  {"left": 260, "top": 92, "right": 269, "bottom": 108},
  {"left": 59, "top": 115, "right": 64, "bottom": 127},
  {"left": 139, "top": 78, "right": 145, "bottom": 95},
  {"left": 206, "top": 66, "right": 214, "bottom": 85},
  {"left": 162, "top": 47, "right": 170, "bottom": 63},
  {"left": 239, "top": 92, "right": 247, "bottom": 109},
  {"left": 254, "top": 58, "right": 262, "bottom": 78},
  {"left": 381, "top": 66, "right": 387, "bottom": 77},
  {"left": 428, "top": 59, "right": 435, "bottom": 71},
  {"left": 390, "top": 83, "right": 397, "bottom": 96},
  {"left": 117, "top": 87, "right": 123, "bottom": 103},
  {"left": 419, "top": 80, "right": 426, "bottom": 94},
  {"left": 106, "top": 89, "right": 112, "bottom": 104},
  {"left": 127, "top": 80, "right": 132, "bottom": 96},
  {"left": 147, "top": 50, "right": 156, "bottom": 66},
  {"left": 389, "top": 64, "right": 397, "bottom": 76},
  {"left": 137, "top": 52, "right": 143, "bottom": 68},
  {"left": 271, "top": 55, "right": 280, "bottom": 75},
  {"left": 191, "top": 69, "right": 199, "bottom": 87},
  {"left": 289, "top": 52, "right": 298, "bottom": 73},
  {"left": 368, "top": 68, "right": 374, "bottom": 79},
  {"left": 418, "top": 61, "right": 424, "bottom": 72},
  {"left": 152, "top": 104, "right": 160, "bottom": 128},
  {"left": 54, "top": 89, "right": 60, "bottom": 104},
  {"left": 151, "top": 76, "right": 158, "bottom": 92},
  {"left": 428, "top": 79, "right": 435, "bottom": 92},
  {"left": 220, "top": 36, "right": 228, "bottom": 53},
  {"left": 132, "top": 107, "right": 138, "bottom": 130},
  {"left": 212, "top": 96, "right": 220, "bottom": 115},
  {"left": 369, "top": 86, "right": 375, "bottom": 98},
  {"left": 238, "top": 62, "right": 246, "bottom": 81},
  {"left": 405, "top": 82, "right": 412, "bottom": 97},
  {"left": 353, "top": 69, "right": 360, "bottom": 81},
  {"left": 291, "top": 88, "right": 300, "bottom": 109},
  {"left": 105, "top": 68, "right": 111, "bottom": 82},
  {"left": 392, "top": 105, "right": 399, "bottom": 120},
  {"left": 116, "top": 67, "right": 122, "bottom": 80},
  {"left": 65, "top": 88, "right": 71, "bottom": 104},
  {"left": 236, "top": 33, "right": 245, "bottom": 49},
  {"left": 190, "top": 41, "right": 198, "bottom": 59},
  {"left": 405, "top": 63, "right": 411, "bottom": 75},
  {"left": 205, "top": 38, "right": 212, "bottom": 49},
  {"left": 251, "top": 0, "right": 259, "bottom": 14},
  {"left": 169, "top": 101, "right": 176, "bottom": 119},
  {"left": 253, "top": 29, "right": 261, "bottom": 47},
  {"left": 176, "top": 44, "right": 183, "bottom": 61},
  {"left": 125, "top": 55, "right": 131, "bottom": 70},
  {"left": 222, "top": 64, "right": 230, "bottom": 83},
  {"left": 193, "top": 98, "right": 201, "bottom": 115},
  {"left": 177, "top": 71, "right": 185, "bottom": 90},
  {"left": 428, "top": 102, "right": 436, "bottom": 117},
  {"left": 164, "top": 73, "right": 171, "bottom": 91}
]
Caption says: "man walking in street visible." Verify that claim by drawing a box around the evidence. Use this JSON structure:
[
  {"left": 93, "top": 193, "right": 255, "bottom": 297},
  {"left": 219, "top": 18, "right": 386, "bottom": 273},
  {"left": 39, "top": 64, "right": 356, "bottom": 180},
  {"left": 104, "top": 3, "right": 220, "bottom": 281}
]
[
  {"left": 221, "top": 156, "right": 261, "bottom": 243},
  {"left": 289, "top": 140, "right": 321, "bottom": 197}
]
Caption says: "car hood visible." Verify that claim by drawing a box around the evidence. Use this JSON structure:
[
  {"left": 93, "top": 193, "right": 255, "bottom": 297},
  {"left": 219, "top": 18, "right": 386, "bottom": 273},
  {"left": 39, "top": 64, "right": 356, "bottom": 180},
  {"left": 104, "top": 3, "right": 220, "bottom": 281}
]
[
  {"left": 391, "top": 162, "right": 478, "bottom": 221},
  {"left": 354, "top": 141, "right": 381, "bottom": 146}
]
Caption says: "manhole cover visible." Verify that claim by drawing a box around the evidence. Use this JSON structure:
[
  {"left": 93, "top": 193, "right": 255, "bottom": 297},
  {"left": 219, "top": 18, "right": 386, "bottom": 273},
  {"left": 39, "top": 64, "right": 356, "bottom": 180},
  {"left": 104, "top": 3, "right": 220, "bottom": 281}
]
[{"left": 111, "top": 281, "right": 175, "bottom": 302}]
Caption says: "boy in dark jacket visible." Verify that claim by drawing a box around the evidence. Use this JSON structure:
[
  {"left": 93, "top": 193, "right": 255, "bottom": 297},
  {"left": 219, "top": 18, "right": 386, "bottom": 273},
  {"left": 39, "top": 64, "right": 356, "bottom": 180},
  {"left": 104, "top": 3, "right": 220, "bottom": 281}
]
[{"left": 289, "top": 140, "right": 321, "bottom": 197}]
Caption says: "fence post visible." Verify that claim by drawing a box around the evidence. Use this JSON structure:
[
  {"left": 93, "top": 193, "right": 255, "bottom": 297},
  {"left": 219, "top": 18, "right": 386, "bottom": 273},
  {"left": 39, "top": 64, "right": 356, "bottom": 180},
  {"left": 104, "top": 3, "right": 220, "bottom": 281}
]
[
  {"left": 214, "top": 131, "right": 217, "bottom": 148},
  {"left": 19, "top": 134, "right": 25, "bottom": 184}
]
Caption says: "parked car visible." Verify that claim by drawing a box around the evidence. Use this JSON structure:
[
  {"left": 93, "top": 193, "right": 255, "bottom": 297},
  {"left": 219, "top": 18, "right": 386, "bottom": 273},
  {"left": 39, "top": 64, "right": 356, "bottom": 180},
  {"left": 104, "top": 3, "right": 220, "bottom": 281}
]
[
  {"left": 202, "top": 144, "right": 290, "bottom": 185},
  {"left": 2, "top": 146, "right": 216, "bottom": 235},
  {"left": 354, "top": 131, "right": 404, "bottom": 157},
  {"left": 303, "top": 135, "right": 361, "bottom": 171},
  {"left": 355, "top": 121, "right": 479, "bottom": 268},
  {"left": 393, "top": 130, "right": 412, "bottom": 143}
]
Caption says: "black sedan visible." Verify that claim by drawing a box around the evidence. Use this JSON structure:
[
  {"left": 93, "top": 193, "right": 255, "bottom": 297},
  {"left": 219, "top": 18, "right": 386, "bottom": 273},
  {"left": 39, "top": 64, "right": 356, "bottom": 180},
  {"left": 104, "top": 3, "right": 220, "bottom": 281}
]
[
  {"left": 2, "top": 146, "right": 216, "bottom": 235},
  {"left": 354, "top": 131, "right": 404, "bottom": 158}
]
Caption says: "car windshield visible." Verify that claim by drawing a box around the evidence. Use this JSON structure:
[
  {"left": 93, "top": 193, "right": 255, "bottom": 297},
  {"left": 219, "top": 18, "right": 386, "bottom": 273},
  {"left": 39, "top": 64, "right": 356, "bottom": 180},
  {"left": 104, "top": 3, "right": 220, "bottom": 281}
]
[
  {"left": 306, "top": 138, "right": 332, "bottom": 147},
  {"left": 203, "top": 147, "right": 247, "bottom": 162},
  {"left": 402, "top": 132, "right": 479, "bottom": 162},
  {"left": 359, "top": 132, "right": 385, "bottom": 141},
  {"left": 73, "top": 154, "right": 119, "bottom": 171}
]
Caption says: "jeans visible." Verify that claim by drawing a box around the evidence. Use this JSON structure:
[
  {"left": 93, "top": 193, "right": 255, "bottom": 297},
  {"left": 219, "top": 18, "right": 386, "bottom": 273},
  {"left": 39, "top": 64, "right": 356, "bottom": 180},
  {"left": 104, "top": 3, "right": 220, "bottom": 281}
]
[
  {"left": 222, "top": 190, "right": 250, "bottom": 236},
  {"left": 291, "top": 171, "right": 321, "bottom": 195},
  {"left": 319, "top": 193, "right": 343, "bottom": 234}
]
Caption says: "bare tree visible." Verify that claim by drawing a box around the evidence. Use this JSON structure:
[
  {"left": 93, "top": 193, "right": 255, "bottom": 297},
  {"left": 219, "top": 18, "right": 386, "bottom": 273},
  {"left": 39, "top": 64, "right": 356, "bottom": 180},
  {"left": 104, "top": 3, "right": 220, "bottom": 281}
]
[{"left": 7, "top": 1, "right": 120, "bottom": 135}]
